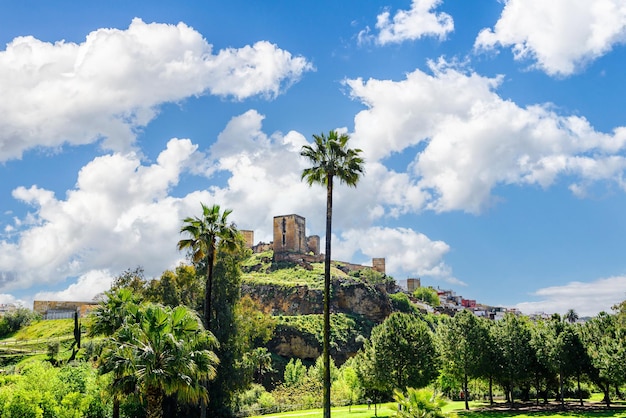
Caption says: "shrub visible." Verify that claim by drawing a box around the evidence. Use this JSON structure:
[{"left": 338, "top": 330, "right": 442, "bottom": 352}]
[{"left": 393, "top": 387, "right": 453, "bottom": 418}]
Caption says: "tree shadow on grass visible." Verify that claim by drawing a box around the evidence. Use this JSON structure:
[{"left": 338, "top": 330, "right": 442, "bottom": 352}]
[{"left": 456, "top": 402, "right": 626, "bottom": 417}]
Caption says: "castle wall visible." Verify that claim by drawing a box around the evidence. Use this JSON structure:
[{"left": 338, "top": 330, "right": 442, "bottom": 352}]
[
  {"left": 307, "top": 235, "right": 320, "bottom": 255},
  {"left": 273, "top": 214, "right": 306, "bottom": 254},
  {"left": 33, "top": 300, "right": 98, "bottom": 318}
]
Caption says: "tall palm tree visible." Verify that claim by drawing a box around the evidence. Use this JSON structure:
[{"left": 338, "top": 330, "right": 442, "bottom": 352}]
[
  {"left": 178, "top": 203, "right": 238, "bottom": 330},
  {"left": 100, "top": 303, "right": 219, "bottom": 418},
  {"left": 301, "top": 130, "right": 364, "bottom": 418}
]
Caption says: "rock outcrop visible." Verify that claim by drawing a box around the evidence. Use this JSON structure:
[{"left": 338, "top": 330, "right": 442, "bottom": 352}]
[{"left": 241, "top": 277, "right": 392, "bottom": 323}]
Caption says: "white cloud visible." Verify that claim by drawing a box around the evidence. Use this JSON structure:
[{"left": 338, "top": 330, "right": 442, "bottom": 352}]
[
  {"left": 0, "top": 138, "right": 200, "bottom": 292},
  {"left": 336, "top": 226, "right": 460, "bottom": 285},
  {"left": 475, "top": 0, "right": 626, "bottom": 76},
  {"left": 0, "top": 109, "right": 458, "bottom": 298},
  {"left": 346, "top": 59, "right": 626, "bottom": 214},
  {"left": 34, "top": 270, "right": 114, "bottom": 302},
  {"left": 368, "top": 0, "right": 454, "bottom": 45},
  {"left": 516, "top": 276, "right": 626, "bottom": 317},
  {"left": 0, "top": 18, "right": 313, "bottom": 161}
]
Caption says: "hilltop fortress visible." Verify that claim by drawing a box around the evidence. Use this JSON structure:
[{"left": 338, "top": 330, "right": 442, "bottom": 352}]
[{"left": 241, "top": 214, "right": 385, "bottom": 274}]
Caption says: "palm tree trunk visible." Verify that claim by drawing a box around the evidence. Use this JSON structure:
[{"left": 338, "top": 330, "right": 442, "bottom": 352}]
[
  {"left": 146, "top": 386, "right": 164, "bottom": 418},
  {"left": 323, "top": 176, "right": 333, "bottom": 418},
  {"left": 205, "top": 243, "right": 215, "bottom": 331},
  {"left": 113, "top": 398, "right": 120, "bottom": 418}
]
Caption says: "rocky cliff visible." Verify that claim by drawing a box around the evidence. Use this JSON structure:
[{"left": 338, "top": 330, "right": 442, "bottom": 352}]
[{"left": 241, "top": 277, "right": 392, "bottom": 323}]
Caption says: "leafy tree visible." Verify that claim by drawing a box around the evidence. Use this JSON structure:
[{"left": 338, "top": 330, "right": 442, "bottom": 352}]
[
  {"left": 389, "top": 292, "right": 418, "bottom": 314},
  {"left": 178, "top": 203, "right": 239, "bottom": 330},
  {"left": 554, "top": 323, "right": 589, "bottom": 407},
  {"left": 492, "top": 313, "right": 534, "bottom": 404},
  {"left": 581, "top": 311, "right": 626, "bottom": 407},
  {"left": 99, "top": 303, "right": 219, "bottom": 418},
  {"left": 110, "top": 266, "right": 149, "bottom": 295},
  {"left": 368, "top": 312, "right": 439, "bottom": 394},
  {"left": 207, "top": 239, "right": 260, "bottom": 417},
  {"left": 301, "top": 130, "right": 364, "bottom": 418},
  {"left": 284, "top": 358, "right": 308, "bottom": 387},
  {"left": 0, "top": 307, "right": 41, "bottom": 337},
  {"left": 333, "top": 361, "right": 362, "bottom": 411},
  {"left": 145, "top": 265, "right": 204, "bottom": 310},
  {"left": 529, "top": 319, "right": 557, "bottom": 405},
  {"left": 436, "top": 310, "right": 489, "bottom": 410},
  {"left": 413, "top": 287, "right": 440, "bottom": 306}
]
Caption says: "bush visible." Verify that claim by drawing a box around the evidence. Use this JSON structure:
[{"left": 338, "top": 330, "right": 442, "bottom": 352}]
[
  {"left": 389, "top": 292, "right": 418, "bottom": 314},
  {"left": 393, "top": 387, "right": 453, "bottom": 418}
]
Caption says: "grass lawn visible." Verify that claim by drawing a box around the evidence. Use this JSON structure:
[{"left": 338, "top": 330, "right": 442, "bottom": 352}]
[
  {"left": 248, "top": 400, "right": 626, "bottom": 418},
  {"left": 248, "top": 403, "right": 396, "bottom": 418}
]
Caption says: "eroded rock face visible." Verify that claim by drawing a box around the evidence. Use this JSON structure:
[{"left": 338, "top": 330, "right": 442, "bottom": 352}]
[
  {"left": 241, "top": 278, "right": 392, "bottom": 323},
  {"left": 272, "top": 326, "right": 320, "bottom": 360}
]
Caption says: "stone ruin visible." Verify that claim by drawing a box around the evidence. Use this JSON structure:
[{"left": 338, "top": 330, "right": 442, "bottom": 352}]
[{"left": 241, "top": 214, "right": 385, "bottom": 273}]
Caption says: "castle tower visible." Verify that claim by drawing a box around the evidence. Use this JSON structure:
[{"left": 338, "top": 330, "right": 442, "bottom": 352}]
[
  {"left": 273, "top": 214, "right": 306, "bottom": 254},
  {"left": 241, "top": 230, "right": 254, "bottom": 248},
  {"left": 407, "top": 278, "right": 421, "bottom": 293},
  {"left": 372, "top": 258, "right": 386, "bottom": 274}
]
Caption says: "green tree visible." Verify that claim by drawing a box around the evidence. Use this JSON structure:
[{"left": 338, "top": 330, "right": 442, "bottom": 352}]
[
  {"left": 177, "top": 203, "right": 239, "bottom": 330},
  {"left": 436, "top": 310, "right": 488, "bottom": 410},
  {"left": 369, "top": 312, "right": 439, "bottom": 394},
  {"left": 301, "top": 130, "right": 364, "bottom": 418},
  {"left": 582, "top": 311, "right": 626, "bottom": 407},
  {"left": 145, "top": 265, "right": 204, "bottom": 310},
  {"left": 529, "top": 319, "right": 557, "bottom": 405},
  {"left": 99, "top": 303, "right": 219, "bottom": 418},
  {"left": 413, "top": 287, "right": 440, "bottom": 307},
  {"left": 284, "top": 358, "right": 308, "bottom": 387},
  {"left": 492, "top": 313, "right": 534, "bottom": 405}
]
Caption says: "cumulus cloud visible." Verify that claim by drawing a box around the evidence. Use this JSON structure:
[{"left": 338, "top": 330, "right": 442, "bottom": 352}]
[
  {"left": 0, "top": 109, "right": 459, "bottom": 297},
  {"left": 34, "top": 270, "right": 114, "bottom": 302},
  {"left": 361, "top": 0, "right": 453, "bottom": 45},
  {"left": 335, "top": 227, "right": 460, "bottom": 285},
  {"left": 0, "top": 138, "right": 201, "bottom": 292},
  {"left": 475, "top": 0, "right": 626, "bottom": 76},
  {"left": 346, "top": 59, "right": 626, "bottom": 213},
  {"left": 516, "top": 276, "right": 626, "bottom": 317},
  {"left": 0, "top": 18, "right": 313, "bottom": 161}
]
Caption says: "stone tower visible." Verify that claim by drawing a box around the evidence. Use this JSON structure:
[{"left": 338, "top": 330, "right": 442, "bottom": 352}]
[{"left": 273, "top": 214, "right": 307, "bottom": 255}]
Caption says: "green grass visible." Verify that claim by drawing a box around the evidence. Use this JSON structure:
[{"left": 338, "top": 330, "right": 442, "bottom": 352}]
[
  {"left": 248, "top": 403, "right": 396, "bottom": 418},
  {"left": 241, "top": 251, "right": 355, "bottom": 289},
  {"left": 248, "top": 401, "right": 626, "bottom": 418},
  {"left": 0, "top": 318, "right": 87, "bottom": 364}
]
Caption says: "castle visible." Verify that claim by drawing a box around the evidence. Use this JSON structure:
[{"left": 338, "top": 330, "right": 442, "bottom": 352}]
[{"left": 242, "top": 214, "right": 385, "bottom": 274}]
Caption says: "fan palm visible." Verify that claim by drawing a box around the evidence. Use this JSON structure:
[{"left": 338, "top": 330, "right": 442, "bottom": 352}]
[
  {"left": 99, "top": 303, "right": 219, "bottom": 418},
  {"left": 178, "top": 203, "right": 238, "bottom": 330},
  {"left": 301, "top": 130, "right": 364, "bottom": 418}
]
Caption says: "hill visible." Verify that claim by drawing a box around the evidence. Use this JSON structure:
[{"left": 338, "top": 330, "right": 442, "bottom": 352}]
[{"left": 240, "top": 250, "right": 396, "bottom": 364}]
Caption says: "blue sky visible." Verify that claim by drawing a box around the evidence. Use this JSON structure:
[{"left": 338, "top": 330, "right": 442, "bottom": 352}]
[{"left": 2, "top": 0, "right": 626, "bottom": 317}]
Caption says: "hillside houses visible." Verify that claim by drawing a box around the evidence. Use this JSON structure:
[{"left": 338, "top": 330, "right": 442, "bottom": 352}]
[{"left": 408, "top": 283, "right": 520, "bottom": 320}]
